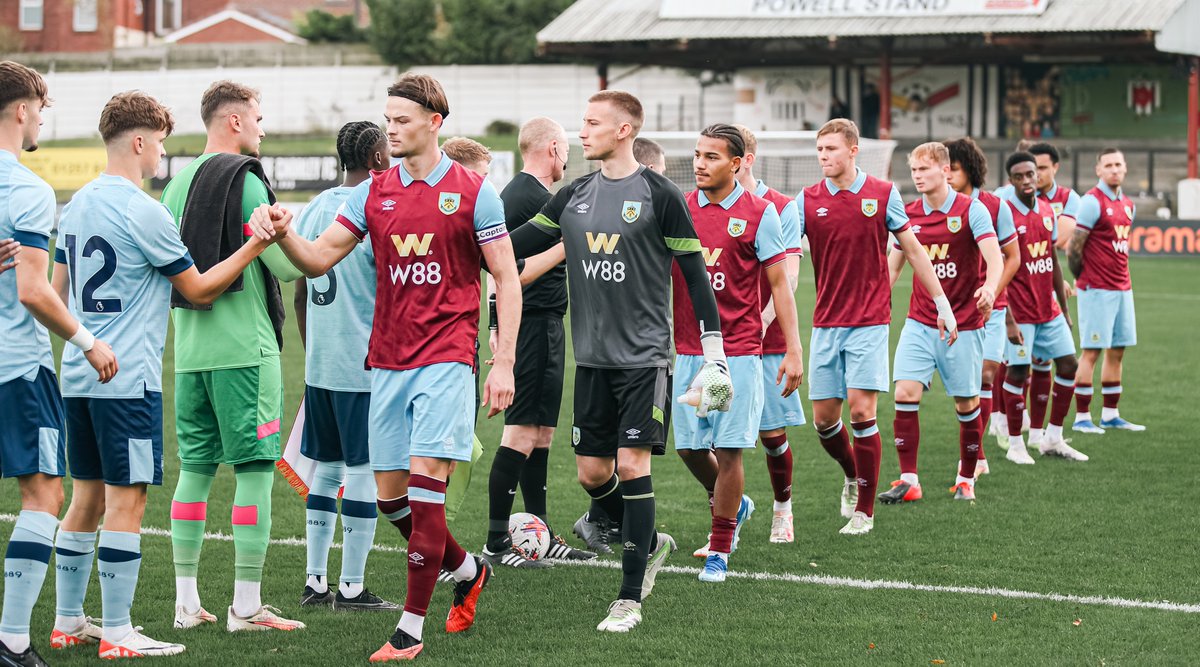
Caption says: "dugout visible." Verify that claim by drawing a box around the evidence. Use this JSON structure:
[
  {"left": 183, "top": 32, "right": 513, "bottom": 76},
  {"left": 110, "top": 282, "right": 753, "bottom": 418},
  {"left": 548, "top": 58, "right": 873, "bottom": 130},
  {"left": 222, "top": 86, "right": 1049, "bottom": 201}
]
[{"left": 538, "top": 0, "right": 1200, "bottom": 214}]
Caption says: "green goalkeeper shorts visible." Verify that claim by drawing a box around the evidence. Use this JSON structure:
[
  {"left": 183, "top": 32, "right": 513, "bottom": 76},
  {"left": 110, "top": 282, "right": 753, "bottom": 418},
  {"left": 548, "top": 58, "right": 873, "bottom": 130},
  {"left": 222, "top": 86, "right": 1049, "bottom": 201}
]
[{"left": 175, "top": 356, "right": 283, "bottom": 466}]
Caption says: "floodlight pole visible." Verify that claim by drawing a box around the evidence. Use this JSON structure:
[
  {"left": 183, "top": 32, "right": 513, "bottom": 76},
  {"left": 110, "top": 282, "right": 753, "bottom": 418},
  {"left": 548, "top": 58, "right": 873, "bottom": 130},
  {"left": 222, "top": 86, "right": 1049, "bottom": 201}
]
[
  {"left": 880, "top": 39, "right": 893, "bottom": 140},
  {"left": 1188, "top": 57, "right": 1198, "bottom": 180}
]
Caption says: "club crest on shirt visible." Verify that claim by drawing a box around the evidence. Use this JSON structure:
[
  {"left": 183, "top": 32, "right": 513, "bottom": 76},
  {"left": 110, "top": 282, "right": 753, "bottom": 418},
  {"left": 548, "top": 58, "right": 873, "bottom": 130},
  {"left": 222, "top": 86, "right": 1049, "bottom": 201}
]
[
  {"left": 946, "top": 216, "right": 962, "bottom": 234},
  {"left": 861, "top": 198, "right": 878, "bottom": 217},
  {"left": 572, "top": 427, "right": 581, "bottom": 445},
  {"left": 727, "top": 217, "right": 747, "bottom": 237},
  {"left": 622, "top": 200, "right": 642, "bottom": 223},
  {"left": 438, "top": 192, "right": 461, "bottom": 215},
  {"left": 1043, "top": 216, "right": 1054, "bottom": 232},
  {"left": 1051, "top": 202, "right": 1064, "bottom": 216},
  {"left": 1124, "top": 205, "right": 1134, "bottom": 219}
]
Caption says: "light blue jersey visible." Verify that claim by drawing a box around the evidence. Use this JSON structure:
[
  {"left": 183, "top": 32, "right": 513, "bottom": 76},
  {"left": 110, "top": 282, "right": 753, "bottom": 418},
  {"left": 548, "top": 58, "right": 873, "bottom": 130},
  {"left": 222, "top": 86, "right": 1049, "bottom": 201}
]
[
  {"left": 56, "top": 174, "right": 192, "bottom": 398},
  {"left": 297, "top": 185, "right": 376, "bottom": 392},
  {"left": 0, "top": 150, "right": 56, "bottom": 384}
]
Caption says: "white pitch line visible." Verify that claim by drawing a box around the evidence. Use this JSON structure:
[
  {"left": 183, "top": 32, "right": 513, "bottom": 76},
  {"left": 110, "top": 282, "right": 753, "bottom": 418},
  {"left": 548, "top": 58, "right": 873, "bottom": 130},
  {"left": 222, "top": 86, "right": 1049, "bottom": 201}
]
[{"left": 3, "top": 513, "right": 1196, "bottom": 615}]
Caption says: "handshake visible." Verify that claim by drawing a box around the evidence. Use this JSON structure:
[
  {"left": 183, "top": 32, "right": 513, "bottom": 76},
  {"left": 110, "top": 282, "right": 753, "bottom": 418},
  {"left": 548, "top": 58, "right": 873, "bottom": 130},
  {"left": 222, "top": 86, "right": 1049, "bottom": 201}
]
[{"left": 247, "top": 204, "right": 296, "bottom": 242}]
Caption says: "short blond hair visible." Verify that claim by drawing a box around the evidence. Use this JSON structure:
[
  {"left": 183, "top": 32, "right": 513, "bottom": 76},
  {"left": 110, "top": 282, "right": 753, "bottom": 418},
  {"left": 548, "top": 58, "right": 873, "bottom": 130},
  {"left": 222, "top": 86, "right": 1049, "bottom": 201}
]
[
  {"left": 201, "top": 80, "right": 259, "bottom": 126},
  {"left": 518, "top": 117, "right": 565, "bottom": 156},
  {"left": 442, "top": 136, "right": 491, "bottom": 167},
  {"left": 589, "top": 90, "right": 644, "bottom": 136},
  {"left": 734, "top": 124, "right": 757, "bottom": 155},
  {"left": 817, "top": 118, "right": 859, "bottom": 147},
  {"left": 908, "top": 141, "right": 950, "bottom": 166},
  {"left": 99, "top": 91, "right": 174, "bottom": 143}
]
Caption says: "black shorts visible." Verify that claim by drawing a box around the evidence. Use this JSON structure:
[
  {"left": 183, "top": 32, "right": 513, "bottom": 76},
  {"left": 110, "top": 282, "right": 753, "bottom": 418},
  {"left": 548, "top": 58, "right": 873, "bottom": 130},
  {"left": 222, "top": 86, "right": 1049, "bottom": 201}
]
[
  {"left": 571, "top": 366, "right": 672, "bottom": 457},
  {"left": 301, "top": 385, "right": 371, "bottom": 467},
  {"left": 505, "top": 314, "right": 566, "bottom": 427}
]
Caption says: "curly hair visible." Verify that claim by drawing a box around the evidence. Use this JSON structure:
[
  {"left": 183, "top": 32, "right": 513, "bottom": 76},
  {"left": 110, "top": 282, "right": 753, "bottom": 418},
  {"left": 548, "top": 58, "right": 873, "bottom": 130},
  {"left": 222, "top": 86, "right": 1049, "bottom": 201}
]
[
  {"left": 943, "top": 137, "right": 988, "bottom": 189},
  {"left": 336, "top": 120, "right": 386, "bottom": 172}
]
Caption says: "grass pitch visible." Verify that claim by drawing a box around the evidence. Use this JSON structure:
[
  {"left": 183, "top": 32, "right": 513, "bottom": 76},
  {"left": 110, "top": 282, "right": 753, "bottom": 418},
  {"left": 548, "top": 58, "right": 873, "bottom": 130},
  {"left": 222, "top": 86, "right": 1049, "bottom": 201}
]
[{"left": 2, "top": 257, "right": 1198, "bottom": 666}]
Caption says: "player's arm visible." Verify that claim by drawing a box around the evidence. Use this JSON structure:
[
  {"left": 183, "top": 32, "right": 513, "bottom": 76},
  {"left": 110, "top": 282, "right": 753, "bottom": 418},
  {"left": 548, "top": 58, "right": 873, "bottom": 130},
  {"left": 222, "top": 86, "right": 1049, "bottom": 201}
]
[
  {"left": 1051, "top": 249, "right": 1071, "bottom": 328},
  {"left": 249, "top": 204, "right": 357, "bottom": 278},
  {"left": 760, "top": 254, "right": 800, "bottom": 332},
  {"left": 1054, "top": 190, "right": 1082, "bottom": 250},
  {"left": 1005, "top": 305, "right": 1023, "bottom": 345},
  {"left": 765, "top": 261, "right": 804, "bottom": 395},
  {"left": 0, "top": 238, "right": 19, "bottom": 275},
  {"left": 168, "top": 235, "right": 274, "bottom": 306},
  {"left": 516, "top": 242, "right": 566, "bottom": 286},
  {"left": 995, "top": 203, "right": 1020, "bottom": 294},
  {"left": 51, "top": 255, "right": 70, "bottom": 306},
  {"left": 476, "top": 179, "right": 521, "bottom": 418},
  {"left": 889, "top": 185, "right": 956, "bottom": 342},
  {"left": 967, "top": 200, "right": 1001, "bottom": 316},
  {"left": 1067, "top": 194, "right": 1099, "bottom": 279},
  {"left": 887, "top": 244, "right": 907, "bottom": 288},
  {"left": 294, "top": 278, "right": 308, "bottom": 348},
  {"left": 761, "top": 200, "right": 803, "bottom": 331}
]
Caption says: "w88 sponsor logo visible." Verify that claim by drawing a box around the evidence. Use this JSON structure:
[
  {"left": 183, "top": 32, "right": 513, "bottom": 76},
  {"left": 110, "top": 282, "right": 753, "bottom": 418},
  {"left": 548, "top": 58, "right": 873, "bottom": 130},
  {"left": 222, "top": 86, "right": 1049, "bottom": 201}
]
[
  {"left": 389, "top": 261, "right": 442, "bottom": 285},
  {"left": 1025, "top": 257, "right": 1054, "bottom": 275},
  {"left": 932, "top": 261, "right": 958, "bottom": 279},
  {"left": 581, "top": 259, "right": 625, "bottom": 282}
]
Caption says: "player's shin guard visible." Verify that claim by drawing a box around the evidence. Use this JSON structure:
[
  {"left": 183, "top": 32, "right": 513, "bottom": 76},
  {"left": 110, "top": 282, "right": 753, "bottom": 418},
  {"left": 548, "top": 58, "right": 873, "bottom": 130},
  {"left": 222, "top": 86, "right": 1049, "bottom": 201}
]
[
  {"left": 893, "top": 403, "right": 921, "bottom": 479},
  {"left": 305, "top": 461, "right": 344, "bottom": 580},
  {"left": 1003, "top": 380, "right": 1028, "bottom": 436},
  {"left": 340, "top": 465, "right": 378, "bottom": 586},
  {"left": 1075, "top": 383, "right": 1094, "bottom": 417},
  {"left": 486, "top": 447, "right": 527, "bottom": 547},
  {"left": 520, "top": 448, "right": 550, "bottom": 524},
  {"left": 761, "top": 434, "right": 793, "bottom": 503},
  {"left": 231, "top": 461, "right": 274, "bottom": 616},
  {"left": 617, "top": 476, "right": 655, "bottom": 602},
  {"left": 1102, "top": 382, "right": 1122, "bottom": 410},
  {"left": 957, "top": 408, "right": 983, "bottom": 479},
  {"left": 1030, "top": 366, "right": 1053, "bottom": 430},
  {"left": 404, "top": 475, "right": 450, "bottom": 620},
  {"left": 377, "top": 495, "right": 412, "bottom": 541},
  {"left": 978, "top": 384, "right": 992, "bottom": 459},
  {"left": 1049, "top": 374, "right": 1075, "bottom": 430},
  {"left": 171, "top": 463, "right": 217, "bottom": 579},
  {"left": 97, "top": 530, "right": 141, "bottom": 638},
  {"left": 54, "top": 530, "right": 97, "bottom": 623},
  {"left": 817, "top": 421, "right": 856, "bottom": 479},
  {"left": 994, "top": 363, "right": 1008, "bottom": 416},
  {"left": 850, "top": 420, "right": 881, "bottom": 517},
  {"left": 0, "top": 511, "right": 57, "bottom": 648},
  {"left": 709, "top": 516, "right": 736, "bottom": 556},
  {"left": 585, "top": 474, "right": 624, "bottom": 524}
]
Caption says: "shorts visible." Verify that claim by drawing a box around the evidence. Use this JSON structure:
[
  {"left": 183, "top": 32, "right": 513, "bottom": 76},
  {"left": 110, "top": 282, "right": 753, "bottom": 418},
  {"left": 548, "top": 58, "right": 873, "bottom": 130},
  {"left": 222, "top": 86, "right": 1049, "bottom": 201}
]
[
  {"left": 0, "top": 366, "right": 66, "bottom": 478},
  {"left": 808, "top": 325, "right": 890, "bottom": 400},
  {"left": 65, "top": 391, "right": 163, "bottom": 486},
  {"left": 302, "top": 385, "right": 371, "bottom": 467},
  {"left": 673, "top": 355, "right": 763, "bottom": 450},
  {"left": 893, "top": 319, "right": 985, "bottom": 398},
  {"left": 369, "top": 363, "right": 476, "bottom": 471},
  {"left": 1078, "top": 288, "right": 1137, "bottom": 349},
  {"left": 983, "top": 308, "right": 1008, "bottom": 363},
  {"left": 1005, "top": 314, "right": 1076, "bottom": 367},
  {"left": 760, "top": 353, "right": 806, "bottom": 430},
  {"left": 572, "top": 366, "right": 672, "bottom": 458},
  {"left": 175, "top": 356, "right": 283, "bottom": 466},
  {"left": 505, "top": 313, "right": 566, "bottom": 427}
]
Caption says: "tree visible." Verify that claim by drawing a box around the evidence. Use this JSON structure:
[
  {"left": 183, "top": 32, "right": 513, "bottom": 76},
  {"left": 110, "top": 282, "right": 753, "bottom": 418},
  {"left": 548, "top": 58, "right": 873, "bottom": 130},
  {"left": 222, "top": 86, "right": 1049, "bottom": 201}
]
[
  {"left": 365, "top": 0, "right": 440, "bottom": 67},
  {"left": 440, "top": 0, "right": 575, "bottom": 64},
  {"left": 298, "top": 10, "right": 366, "bottom": 43}
]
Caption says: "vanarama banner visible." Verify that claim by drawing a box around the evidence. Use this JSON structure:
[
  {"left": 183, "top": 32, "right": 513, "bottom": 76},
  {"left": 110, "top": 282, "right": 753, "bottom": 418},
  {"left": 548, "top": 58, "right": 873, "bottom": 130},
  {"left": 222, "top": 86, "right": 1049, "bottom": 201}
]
[
  {"left": 1129, "top": 219, "right": 1200, "bottom": 256},
  {"left": 660, "top": 0, "right": 1049, "bottom": 19}
]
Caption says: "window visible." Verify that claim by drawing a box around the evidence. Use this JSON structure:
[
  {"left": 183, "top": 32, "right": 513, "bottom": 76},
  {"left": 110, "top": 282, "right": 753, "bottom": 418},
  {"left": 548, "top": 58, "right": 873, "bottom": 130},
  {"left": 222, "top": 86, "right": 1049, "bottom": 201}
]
[
  {"left": 19, "top": 0, "right": 43, "bottom": 31},
  {"left": 156, "top": 0, "right": 182, "bottom": 34},
  {"left": 74, "top": 0, "right": 98, "bottom": 32}
]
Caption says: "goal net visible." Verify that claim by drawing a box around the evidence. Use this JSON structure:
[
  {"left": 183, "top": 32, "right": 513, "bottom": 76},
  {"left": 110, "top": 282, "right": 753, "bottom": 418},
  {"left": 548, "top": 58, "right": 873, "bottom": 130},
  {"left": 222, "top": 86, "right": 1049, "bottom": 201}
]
[{"left": 562, "top": 131, "right": 898, "bottom": 196}]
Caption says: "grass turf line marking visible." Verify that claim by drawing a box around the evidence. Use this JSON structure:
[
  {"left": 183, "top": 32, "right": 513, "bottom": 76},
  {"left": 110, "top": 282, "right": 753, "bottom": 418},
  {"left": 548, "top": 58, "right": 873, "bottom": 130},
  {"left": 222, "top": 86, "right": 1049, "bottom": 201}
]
[{"left": 3, "top": 514, "right": 1196, "bottom": 615}]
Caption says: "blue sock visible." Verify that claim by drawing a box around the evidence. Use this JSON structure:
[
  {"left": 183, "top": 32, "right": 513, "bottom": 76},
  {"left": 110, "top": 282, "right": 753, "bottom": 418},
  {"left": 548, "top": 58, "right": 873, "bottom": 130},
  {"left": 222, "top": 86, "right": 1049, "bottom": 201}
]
[
  {"left": 97, "top": 531, "right": 141, "bottom": 634},
  {"left": 54, "top": 529, "right": 97, "bottom": 622},
  {"left": 339, "top": 464, "right": 378, "bottom": 587},
  {"left": 305, "top": 461, "right": 344, "bottom": 581},
  {"left": 1, "top": 510, "right": 58, "bottom": 644}
]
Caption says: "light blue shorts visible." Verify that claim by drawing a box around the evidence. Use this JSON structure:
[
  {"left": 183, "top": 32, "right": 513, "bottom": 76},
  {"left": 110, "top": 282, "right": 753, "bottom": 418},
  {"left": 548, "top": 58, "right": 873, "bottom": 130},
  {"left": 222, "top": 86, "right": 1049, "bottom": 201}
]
[
  {"left": 982, "top": 308, "right": 1008, "bottom": 363},
  {"left": 368, "top": 363, "right": 476, "bottom": 471},
  {"left": 1077, "top": 288, "right": 1136, "bottom": 349},
  {"left": 893, "top": 319, "right": 985, "bottom": 398},
  {"left": 808, "top": 325, "right": 890, "bottom": 401},
  {"left": 673, "top": 355, "right": 763, "bottom": 450},
  {"left": 1005, "top": 313, "right": 1076, "bottom": 367},
  {"left": 760, "top": 354, "right": 806, "bottom": 430}
]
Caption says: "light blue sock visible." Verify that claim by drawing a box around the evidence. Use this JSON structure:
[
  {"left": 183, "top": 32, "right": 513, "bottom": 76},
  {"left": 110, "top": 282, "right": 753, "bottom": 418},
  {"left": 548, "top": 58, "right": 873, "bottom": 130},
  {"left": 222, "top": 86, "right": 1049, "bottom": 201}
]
[
  {"left": 1, "top": 510, "right": 58, "bottom": 640},
  {"left": 339, "top": 464, "right": 378, "bottom": 586},
  {"left": 97, "top": 531, "right": 141, "bottom": 631},
  {"left": 54, "top": 529, "right": 97, "bottom": 620},
  {"left": 305, "top": 461, "right": 344, "bottom": 579}
]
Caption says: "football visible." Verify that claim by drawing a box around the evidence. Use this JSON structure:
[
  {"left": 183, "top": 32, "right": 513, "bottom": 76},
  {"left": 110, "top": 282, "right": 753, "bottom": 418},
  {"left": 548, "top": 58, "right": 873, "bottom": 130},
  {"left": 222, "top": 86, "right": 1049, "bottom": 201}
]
[{"left": 508, "top": 512, "right": 551, "bottom": 559}]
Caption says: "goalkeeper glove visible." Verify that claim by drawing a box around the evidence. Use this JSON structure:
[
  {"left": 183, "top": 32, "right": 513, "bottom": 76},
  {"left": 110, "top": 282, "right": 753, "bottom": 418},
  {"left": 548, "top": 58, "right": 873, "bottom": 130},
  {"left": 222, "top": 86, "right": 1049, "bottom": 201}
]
[{"left": 679, "top": 335, "right": 734, "bottom": 418}]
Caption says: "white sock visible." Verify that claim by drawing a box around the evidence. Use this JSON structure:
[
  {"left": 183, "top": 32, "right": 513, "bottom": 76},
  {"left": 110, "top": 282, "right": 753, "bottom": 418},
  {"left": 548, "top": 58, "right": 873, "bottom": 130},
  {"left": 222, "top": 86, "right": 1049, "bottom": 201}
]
[
  {"left": 0, "top": 631, "right": 30, "bottom": 653},
  {"left": 844, "top": 476, "right": 856, "bottom": 486},
  {"left": 955, "top": 475, "right": 974, "bottom": 487},
  {"left": 175, "top": 576, "right": 201, "bottom": 613},
  {"left": 900, "top": 472, "right": 919, "bottom": 487},
  {"left": 1046, "top": 424, "right": 1063, "bottom": 441},
  {"left": 397, "top": 611, "right": 424, "bottom": 641},
  {"left": 102, "top": 623, "right": 134, "bottom": 644},
  {"left": 306, "top": 574, "right": 327, "bottom": 593},
  {"left": 339, "top": 581, "right": 363, "bottom": 599},
  {"left": 1029, "top": 427, "right": 1045, "bottom": 442},
  {"left": 54, "top": 614, "right": 86, "bottom": 632},
  {"left": 1009, "top": 434, "right": 1025, "bottom": 449},
  {"left": 448, "top": 554, "right": 478, "bottom": 583},
  {"left": 773, "top": 499, "right": 791, "bottom": 513},
  {"left": 711, "top": 551, "right": 729, "bottom": 563},
  {"left": 1102, "top": 407, "right": 1120, "bottom": 421},
  {"left": 232, "top": 580, "right": 261, "bottom": 618}
]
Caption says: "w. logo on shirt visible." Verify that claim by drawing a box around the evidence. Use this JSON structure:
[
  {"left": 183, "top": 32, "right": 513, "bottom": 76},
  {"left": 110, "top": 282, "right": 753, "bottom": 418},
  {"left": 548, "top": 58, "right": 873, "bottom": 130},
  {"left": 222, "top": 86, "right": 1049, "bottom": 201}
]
[
  {"left": 439, "top": 192, "right": 461, "bottom": 215},
  {"left": 701, "top": 247, "right": 723, "bottom": 266},
  {"left": 585, "top": 231, "right": 621, "bottom": 254},
  {"left": 1027, "top": 240, "right": 1050, "bottom": 258},
  {"left": 392, "top": 233, "right": 434, "bottom": 257},
  {"left": 861, "top": 199, "right": 878, "bottom": 217}
]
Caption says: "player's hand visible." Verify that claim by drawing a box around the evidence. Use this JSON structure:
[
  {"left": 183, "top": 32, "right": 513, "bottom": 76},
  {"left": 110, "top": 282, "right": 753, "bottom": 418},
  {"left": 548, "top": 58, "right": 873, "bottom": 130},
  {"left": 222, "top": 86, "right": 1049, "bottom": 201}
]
[
  {"left": 679, "top": 360, "right": 734, "bottom": 418},
  {"left": 84, "top": 339, "right": 118, "bottom": 383},
  {"left": 268, "top": 204, "right": 293, "bottom": 238},
  {"left": 1064, "top": 280, "right": 1076, "bottom": 299},
  {"left": 974, "top": 286, "right": 995, "bottom": 319},
  {"left": 777, "top": 349, "right": 803, "bottom": 397},
  {"left": 1064, "top": 311, "right": 1074, "bottom": 329},
  {"left": 482, "top": 359, "right": 515, "bottom": 418},
  {"left": 937, "top": 317, "right": 959, "bottom": 346},
  {"left": 0, "top": 238, "right": 19, "bottom": 275},
  {"left": 248, "top": 205, "right": 278, "bottom": 242},
  {"left": 1007, "top": 320, "right": 1024, "bottom": 346}
]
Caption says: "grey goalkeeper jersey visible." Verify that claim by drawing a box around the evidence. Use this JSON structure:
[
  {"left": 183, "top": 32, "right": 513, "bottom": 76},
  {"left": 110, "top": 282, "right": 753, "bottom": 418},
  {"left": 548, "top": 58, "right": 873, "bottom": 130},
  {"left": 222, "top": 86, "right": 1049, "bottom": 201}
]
[{"left": 530, "top": 166, "right": 700, "bottom": 369}]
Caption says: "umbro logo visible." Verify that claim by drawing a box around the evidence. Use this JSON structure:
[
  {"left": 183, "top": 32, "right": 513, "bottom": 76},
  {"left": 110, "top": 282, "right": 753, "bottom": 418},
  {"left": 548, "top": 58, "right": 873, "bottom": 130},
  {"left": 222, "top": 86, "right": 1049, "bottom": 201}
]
[
  {"left": 623, "top": 541, "right": 637, "bottom": 551},
  {"left": 894, "top": 438, "right": 905, "bottom": 447},
  {"left": 381, "top": 199, "right": 396, "bottom": 211},
  {"left": 409, "top": 552, "right": 424, "bottom": 566},
  {"left": 911, "top": 225, "right": 921, "bottom": 234},
  {"left": 1018, "top": 225, "right": 1027, "bottom": 234},
  {"left": 816, "top": 207, "right": 829, "bottom": 217},
  {"left": 575, "top": 203, "right": 590, "bottom": 214},
  {"left": 625, "top": 428, "right": 641, "bottom": 438}
]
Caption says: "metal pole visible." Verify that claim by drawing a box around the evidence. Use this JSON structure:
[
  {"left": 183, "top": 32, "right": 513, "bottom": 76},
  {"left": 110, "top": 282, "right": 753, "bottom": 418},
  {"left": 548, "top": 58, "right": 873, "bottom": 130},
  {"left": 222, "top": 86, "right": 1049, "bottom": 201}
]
[
  {"left": 598, "top": 63, "right": 609, "bottom": 91},
  {"left": 1189, "top": 57, "right": 1198, "bottom": 180},
  {"left": 880, "top": 42, "right": 892, "bottom": 140}
]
